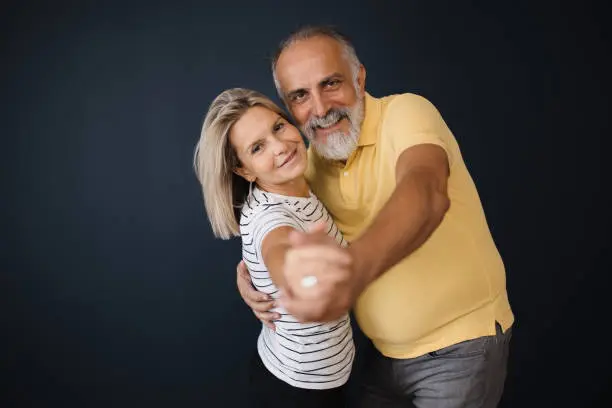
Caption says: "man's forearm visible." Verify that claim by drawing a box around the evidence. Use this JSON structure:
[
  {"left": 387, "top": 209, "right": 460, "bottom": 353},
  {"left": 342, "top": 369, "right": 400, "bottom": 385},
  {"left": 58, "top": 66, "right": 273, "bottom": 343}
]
[{"left": 349, "top": 169, "right": 450, "bottom": 287}]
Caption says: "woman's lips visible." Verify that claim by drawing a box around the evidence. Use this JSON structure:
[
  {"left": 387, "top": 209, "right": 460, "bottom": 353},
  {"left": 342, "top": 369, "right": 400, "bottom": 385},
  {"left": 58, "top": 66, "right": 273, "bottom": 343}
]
[{"left": 279, "top": 149, "right": 297, "bottom": 167}]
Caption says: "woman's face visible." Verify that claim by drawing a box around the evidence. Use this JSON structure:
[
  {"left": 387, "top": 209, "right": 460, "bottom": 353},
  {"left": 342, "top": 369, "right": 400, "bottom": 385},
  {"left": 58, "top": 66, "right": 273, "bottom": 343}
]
[{"left": 229, "top": 105, "right": 308, "bottom": 194}]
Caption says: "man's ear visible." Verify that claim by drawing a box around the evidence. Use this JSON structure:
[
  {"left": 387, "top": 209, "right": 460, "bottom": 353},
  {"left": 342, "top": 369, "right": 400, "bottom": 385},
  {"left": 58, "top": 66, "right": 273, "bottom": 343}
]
[
  {"left": 357, "top": 64, "right": 367, "bottom": 95},
  {"left": 233, "top": 166, "right": 256, "bottom": 183}
]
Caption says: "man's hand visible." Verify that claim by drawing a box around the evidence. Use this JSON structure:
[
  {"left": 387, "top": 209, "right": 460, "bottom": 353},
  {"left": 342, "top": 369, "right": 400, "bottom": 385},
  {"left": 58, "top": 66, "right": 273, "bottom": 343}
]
[
  {"left": 279, "top": 223, "right": 370, "bottom": 322},
  {"left": 236, "top": 260, "right": 280, "bottom": 330}
]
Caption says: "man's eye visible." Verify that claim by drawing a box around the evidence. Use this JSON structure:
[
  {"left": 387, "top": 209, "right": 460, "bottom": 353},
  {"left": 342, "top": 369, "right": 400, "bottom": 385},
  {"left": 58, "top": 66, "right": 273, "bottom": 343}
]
[
  {"left": 291, "top": 92, "right": 306, "bottom": 103},
  {"left": 325, "top": 79, "right": 340, "bottom": 88}
]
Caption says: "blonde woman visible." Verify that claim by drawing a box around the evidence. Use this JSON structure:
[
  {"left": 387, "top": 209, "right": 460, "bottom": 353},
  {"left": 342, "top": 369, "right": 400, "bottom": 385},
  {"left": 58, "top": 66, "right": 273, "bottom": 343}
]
[{"left": 194, "top": 88, "right": 354, "bottom": 407}]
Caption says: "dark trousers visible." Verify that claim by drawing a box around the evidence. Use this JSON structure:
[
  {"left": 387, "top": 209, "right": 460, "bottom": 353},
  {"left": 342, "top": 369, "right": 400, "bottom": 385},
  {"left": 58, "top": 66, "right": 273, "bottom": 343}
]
[
  {"left": 355, "top": 323, "right": 512, "bottom": 408},
  {"left": 247, "top": 351, "right": 348, "bottom": 408}
]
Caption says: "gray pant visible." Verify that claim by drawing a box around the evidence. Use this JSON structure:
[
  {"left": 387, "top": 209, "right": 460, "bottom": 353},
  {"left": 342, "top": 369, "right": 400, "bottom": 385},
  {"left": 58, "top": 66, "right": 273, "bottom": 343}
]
[{"left": 355, "top": 323, "right": 512, "bottom": 408}]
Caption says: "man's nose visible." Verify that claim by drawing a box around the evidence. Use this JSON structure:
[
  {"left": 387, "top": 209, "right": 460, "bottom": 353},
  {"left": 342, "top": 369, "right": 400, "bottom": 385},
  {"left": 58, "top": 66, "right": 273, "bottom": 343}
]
[{"left": 311, "top": 92, "right": 329, "bottom": 118}]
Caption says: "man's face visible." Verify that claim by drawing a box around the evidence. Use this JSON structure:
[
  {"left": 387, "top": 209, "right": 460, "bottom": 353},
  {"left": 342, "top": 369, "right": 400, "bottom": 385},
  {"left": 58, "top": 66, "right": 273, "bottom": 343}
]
[{"left": 275, "top": 36, "right": 366, "bottom": 161}]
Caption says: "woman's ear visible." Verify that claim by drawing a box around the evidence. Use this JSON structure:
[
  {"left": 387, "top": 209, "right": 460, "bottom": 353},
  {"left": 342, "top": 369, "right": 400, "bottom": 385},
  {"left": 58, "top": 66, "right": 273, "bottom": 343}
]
[{"left": 233, "top": 167, "right": 256, "bottom": 183}]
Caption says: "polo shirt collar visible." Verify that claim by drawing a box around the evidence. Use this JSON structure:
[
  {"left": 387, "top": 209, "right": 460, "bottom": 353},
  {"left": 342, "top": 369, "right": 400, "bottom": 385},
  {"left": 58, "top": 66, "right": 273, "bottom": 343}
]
[{"left": 358, "top": 92, "right": 381, "bottom": 146}]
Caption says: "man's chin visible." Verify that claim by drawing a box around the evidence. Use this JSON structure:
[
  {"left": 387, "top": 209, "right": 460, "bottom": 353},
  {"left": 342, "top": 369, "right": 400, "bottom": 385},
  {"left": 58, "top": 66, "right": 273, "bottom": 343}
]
[
  {"left": 312, "top": 130, "right": 350, "bottom": 144},
  {"left": 312, "top": 141, "right": 353, "bottom": 161}
]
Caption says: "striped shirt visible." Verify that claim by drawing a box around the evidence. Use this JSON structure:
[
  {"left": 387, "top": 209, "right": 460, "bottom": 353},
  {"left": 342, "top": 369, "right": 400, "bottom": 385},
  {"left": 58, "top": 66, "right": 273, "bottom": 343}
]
[{"left": 240, "top": 186, "right": 355, "bottom": 390}]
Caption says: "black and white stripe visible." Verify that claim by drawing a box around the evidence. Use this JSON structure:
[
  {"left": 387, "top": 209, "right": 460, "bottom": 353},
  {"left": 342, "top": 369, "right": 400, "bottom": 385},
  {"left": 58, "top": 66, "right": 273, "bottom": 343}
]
[{"left": 240, "top": 186, "right": 354, "bottom": 390}]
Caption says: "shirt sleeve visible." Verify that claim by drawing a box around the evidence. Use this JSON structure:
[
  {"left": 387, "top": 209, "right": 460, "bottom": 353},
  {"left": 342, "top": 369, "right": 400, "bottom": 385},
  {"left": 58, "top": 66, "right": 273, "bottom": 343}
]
[
  {"left": 252, "top": 206, "right": 304, "bottom": 262},
  {"left": 382, "top": 93, "right": 455, "bottom": 168}
]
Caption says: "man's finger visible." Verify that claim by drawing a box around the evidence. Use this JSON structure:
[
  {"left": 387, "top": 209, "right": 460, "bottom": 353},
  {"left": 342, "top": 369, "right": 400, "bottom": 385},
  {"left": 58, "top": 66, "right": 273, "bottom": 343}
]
[
  {"left": 255, "top": 311, "right": 278, "bottom": 331},
  {"left": 239, "top": 279, "right": 273, "bottom": 304},
  {"left": 246, "top": 298, "right": 276, "bottom": 312},
  {"left": 254, "top": 310, "right": 281, "bottom": 321},
  {"left": 237, "top": 260, "right": 252, "bottom": 286},
  {"left": 237, "top": 261, "right": 272, "bottom": 303}
]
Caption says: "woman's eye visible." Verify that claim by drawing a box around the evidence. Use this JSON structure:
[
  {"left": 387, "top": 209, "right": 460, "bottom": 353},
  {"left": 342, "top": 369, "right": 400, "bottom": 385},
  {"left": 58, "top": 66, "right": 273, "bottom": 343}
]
[
  {"left": 273, "top": 122, "right": 285, "bottom": 132},
  {"left": 251, "top": 144, "right": 262, "bottom": 154}
]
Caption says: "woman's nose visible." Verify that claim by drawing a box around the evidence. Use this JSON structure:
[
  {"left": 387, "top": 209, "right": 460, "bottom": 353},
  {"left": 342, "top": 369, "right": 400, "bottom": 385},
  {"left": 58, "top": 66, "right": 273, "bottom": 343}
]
[{"left": 271, "top": 137, "right": 288, "bottom": 156}]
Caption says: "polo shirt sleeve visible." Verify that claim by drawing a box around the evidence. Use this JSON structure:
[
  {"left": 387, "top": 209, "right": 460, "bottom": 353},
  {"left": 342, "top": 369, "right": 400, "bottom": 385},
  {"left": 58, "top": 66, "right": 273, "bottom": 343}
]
[{"left": 382, "top": 93, "right": 455, "bottom": 168}]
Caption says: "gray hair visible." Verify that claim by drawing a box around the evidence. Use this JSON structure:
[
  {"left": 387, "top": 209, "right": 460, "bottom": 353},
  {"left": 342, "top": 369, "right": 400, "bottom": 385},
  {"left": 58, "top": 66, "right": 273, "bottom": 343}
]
[
  {"left": 271, "top": 25, "right": 361, "bottom": 100},
  {"left": 193, "top": 88, "right": 290, "bottom": 239}
]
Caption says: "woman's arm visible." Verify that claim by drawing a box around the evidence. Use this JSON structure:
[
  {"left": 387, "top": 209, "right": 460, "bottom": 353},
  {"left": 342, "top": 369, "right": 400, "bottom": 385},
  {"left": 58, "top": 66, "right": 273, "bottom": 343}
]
[{"left": 260, "top": 226, "right": 295, "bottom": 290}]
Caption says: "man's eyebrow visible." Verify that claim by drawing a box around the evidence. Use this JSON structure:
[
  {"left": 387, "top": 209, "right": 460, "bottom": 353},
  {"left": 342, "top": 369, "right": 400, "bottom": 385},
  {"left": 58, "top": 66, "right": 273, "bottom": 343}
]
[
  {"left": 319, "top": 73, "right": 344, "bottom": 85},
  {"left": 285, "top": 73, "right": 345, "bottom": 99},
  {"left": 286, "top": 88, "right": 308, "bottom": 99}
]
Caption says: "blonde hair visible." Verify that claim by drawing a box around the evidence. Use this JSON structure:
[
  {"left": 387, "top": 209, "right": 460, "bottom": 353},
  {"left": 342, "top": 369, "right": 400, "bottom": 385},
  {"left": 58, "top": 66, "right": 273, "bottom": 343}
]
[{"left": 193, "top": 88, "right": 290, "bottom": 239}]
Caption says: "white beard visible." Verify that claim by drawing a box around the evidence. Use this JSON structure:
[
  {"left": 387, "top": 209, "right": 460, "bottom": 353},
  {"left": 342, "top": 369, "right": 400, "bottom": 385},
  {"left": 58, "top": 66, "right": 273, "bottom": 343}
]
[{"left": 302, "top": 94, "right": 365, "bottom": 161}]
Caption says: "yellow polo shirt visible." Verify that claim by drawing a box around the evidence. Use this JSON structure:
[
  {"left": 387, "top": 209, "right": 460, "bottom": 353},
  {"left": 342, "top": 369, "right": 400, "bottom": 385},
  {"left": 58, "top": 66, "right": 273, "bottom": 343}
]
[{"left": 305, "top": 92, "right": 514, "bottom": 358}]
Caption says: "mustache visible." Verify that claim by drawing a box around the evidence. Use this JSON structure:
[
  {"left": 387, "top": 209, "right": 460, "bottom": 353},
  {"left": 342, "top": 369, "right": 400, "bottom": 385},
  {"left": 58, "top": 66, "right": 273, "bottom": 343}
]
[{"left": 305, "top": 107, "right": 351, "bottom": 132}]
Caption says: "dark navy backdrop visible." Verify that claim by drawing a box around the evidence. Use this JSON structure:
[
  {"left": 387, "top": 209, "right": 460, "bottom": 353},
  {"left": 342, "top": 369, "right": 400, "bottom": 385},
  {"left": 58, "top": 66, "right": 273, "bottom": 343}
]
[{"left": 3, "top": 1, "right": 610, "bottom": 406}]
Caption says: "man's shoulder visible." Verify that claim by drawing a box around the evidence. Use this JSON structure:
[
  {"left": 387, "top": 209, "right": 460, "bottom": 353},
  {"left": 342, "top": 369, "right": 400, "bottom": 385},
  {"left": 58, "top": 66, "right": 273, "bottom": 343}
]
[
  {"left": 376, "top": 92, "right": 444, "bottom": 136},
  {"left": 380, "top": 92, "right": 437, "bottom": 118}
]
